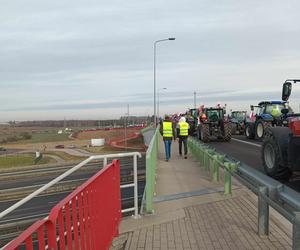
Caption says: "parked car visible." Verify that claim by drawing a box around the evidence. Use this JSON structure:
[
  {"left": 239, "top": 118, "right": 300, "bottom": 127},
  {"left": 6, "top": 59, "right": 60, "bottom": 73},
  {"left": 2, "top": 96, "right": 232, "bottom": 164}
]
[
  {"left": 55, "top": 145, "right": 65, "bottom": 149},
  {"left": 0, "top": 147, "right": 6, "bottom": 151},
  {"left": 67, "top": 144, "right": 76, "bottom": 149}
]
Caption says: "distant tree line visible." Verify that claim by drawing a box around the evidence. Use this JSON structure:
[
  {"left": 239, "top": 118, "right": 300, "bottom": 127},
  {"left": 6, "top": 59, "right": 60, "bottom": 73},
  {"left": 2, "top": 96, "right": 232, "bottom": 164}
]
[
  {"left": 0, "top": 132, "right": 32, "bottom": 143},
  {"left": 10, "top": 116, "right": 151, "bottom": 128}
]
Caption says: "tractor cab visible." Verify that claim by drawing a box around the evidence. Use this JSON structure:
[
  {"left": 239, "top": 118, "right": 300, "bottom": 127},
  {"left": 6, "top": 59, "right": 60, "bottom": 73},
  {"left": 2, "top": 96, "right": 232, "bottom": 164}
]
[
  {"left": 231, "top": 111, "right": 247, "bottom": 122},
  {"left": 205, "top": 108, "right": 225, "bottom": 123},
  {"left": 281, "top": 79, "right": 300, "bottom": 136},
  {"left": 251, "top": 101, "right": 288, "bottom": 125}
]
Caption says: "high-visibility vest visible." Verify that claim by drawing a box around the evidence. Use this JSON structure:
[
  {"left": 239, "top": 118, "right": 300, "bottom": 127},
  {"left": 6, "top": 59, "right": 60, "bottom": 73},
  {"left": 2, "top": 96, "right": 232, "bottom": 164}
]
[
  {"left": 163, "top": 121, "right": 173, "bottom": 138},
  {"left": 179, "top": 122, "right": 189, "bottom": 136}
]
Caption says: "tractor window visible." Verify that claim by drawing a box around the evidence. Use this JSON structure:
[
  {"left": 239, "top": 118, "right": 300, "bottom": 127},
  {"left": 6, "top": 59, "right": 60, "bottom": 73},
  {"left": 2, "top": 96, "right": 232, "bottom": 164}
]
[
  {"left": 258, "top": 107, "right": 265, "bottom": 116},
  {"left": 232, "top": 112, "right": 246, "bottom": 121},
  {"left": 265, "top": 104, "right": 285, "bottom": 117},
  {"left": 191, "top": 109, "right": 198, "bottom": 117},
  {"left": 206, "top": 109, "right": 223, "bottom": 121}
]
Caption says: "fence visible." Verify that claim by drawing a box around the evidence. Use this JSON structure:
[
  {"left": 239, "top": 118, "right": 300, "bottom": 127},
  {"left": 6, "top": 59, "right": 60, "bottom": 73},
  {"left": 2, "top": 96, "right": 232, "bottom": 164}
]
[
  {"left": 144, "top": 125, "right": 160, "bottom": 213},
  {"left": 3, "top": 160, "right": 121, "bottom": 250},
  {"left": 188, "top": 137, "right": 300, "bottom": 250}
]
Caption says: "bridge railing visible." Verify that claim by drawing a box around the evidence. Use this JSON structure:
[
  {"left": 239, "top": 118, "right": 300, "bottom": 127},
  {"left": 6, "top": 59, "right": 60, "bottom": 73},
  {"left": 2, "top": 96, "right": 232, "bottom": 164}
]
[
  {"left": 188, "top": 137, "right": 300, "bottom": 250},
  {"left": 3, "top": 160, "right": 121, "bottom": 250},
  {"left": 143, "top": 125, "right": 160, "bottom": 213}
]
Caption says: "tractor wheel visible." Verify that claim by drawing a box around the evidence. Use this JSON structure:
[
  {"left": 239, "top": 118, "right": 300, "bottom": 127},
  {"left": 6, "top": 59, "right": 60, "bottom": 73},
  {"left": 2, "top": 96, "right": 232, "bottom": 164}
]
[
  {"left": 245, "top": 124, "right": 254, "bottom": 139},
  {"left": 255, "top": 120, "right": 265, "bottom": 140},
  {"left": 231, "top": 123, "right": 237, "bottom": 135},
  {"left": 262, "top": 134, "right": 291, "bottom": 180},
  {"left": 223, "top": 122, "right": 231, "bottom": 142},
  {"left": 200, "top": 124, "right": 210, "bottom": 143},
  {"left": 196, "top": 127, "right": 201, "bottom": 140}
]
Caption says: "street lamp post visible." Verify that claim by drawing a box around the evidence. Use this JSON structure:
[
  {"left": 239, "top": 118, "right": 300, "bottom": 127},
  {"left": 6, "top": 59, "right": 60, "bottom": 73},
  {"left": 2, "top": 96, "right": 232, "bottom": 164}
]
[
  {"left": 124, "top": 104, "right": 129, "bottom": 151},
  {"left": 153, "top": 37, "right": 175, "bottom": 127},
  {"left": 157, "top": 87, "right": 167, "bottom": 120}
]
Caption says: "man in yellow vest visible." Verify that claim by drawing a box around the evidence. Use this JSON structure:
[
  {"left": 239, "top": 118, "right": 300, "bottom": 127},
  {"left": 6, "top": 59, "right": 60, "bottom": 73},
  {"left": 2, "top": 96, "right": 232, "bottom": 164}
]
[
  {"left": 160, "top": 115, "right": 175, "bottom": 161},
  {"left": 176, "top": 116, "right": 190, "bottom": 159}
]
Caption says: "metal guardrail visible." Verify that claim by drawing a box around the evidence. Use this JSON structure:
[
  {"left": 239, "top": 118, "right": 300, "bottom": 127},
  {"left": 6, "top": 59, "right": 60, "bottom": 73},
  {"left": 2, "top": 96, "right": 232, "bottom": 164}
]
[
  {"left": 0, "top": 152, "right": 142, "bottom": 221},
  {"left": 142, "top": 125, "right": 160, "bottom": 214},
  {"left": 140, "top": 125, "right": 154, "bottom": 134},
  {"left": 188, "top": 137, "right": 300, "bottom": 250}
]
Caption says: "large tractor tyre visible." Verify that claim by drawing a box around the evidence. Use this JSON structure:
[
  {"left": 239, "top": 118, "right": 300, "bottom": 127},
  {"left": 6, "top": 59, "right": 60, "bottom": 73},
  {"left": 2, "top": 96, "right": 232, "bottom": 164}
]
[
  {"left": 256, "top": 120, "right": 272, "bottom": 140},
  {"left": 196, "top": 127, "right": 201, "bottom": 140},
  {"left": 231, "top": 123, "right": 237, "bottom": 135},
  {"left": 200, "top": 124, "right": 210, "bottom": 143},
  {"left": 245, "top": 124, "right": 255, "bottom": 139},
  {"left": 223, "top": 122, "right": 232, "bottom": 142},
  {"left": 261, "top": 135, "right": 292, "bottom": 180}
]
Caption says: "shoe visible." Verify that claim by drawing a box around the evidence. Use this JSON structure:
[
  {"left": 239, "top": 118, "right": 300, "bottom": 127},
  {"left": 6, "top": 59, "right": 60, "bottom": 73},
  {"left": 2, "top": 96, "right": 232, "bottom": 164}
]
[
  {"left": 184, "top": 156, "right": 187, "bottom": 159},
  {"left": 166, "top": 159, "right": 169, "bottom": 162}
]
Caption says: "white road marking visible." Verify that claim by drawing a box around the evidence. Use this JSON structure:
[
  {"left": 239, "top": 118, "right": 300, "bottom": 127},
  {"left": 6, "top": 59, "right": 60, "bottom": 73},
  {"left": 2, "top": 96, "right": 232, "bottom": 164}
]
[{"left": 231, "top": 138, "right": 262, "bottom": 148}]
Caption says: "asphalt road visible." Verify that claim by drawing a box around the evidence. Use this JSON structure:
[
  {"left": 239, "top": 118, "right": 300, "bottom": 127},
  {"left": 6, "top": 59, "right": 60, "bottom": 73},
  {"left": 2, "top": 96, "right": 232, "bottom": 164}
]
[
  {"left": 0, "top": 156, "right": 146, "bottom": 224},
  {"left": 0, "top": 156, "right": 145, "bottom": 190},
  {"left": 207, "top": 135, "right": 300, "bottom": 192},
  {"left": 0, "top": 182, "right": 145, "bottom": 224}
]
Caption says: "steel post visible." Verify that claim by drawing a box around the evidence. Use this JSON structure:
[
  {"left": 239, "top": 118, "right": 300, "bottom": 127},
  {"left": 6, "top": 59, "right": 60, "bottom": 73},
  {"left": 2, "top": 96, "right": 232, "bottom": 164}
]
[
  {"left": 212, "top": 155, "right": 220, "bottom": 182},
  {"left": 224, "top": 162, "right": 232, "bottom": 195},
  {"left": 293, "top": 212, "right": 300, "bottom": 249},
  {"left": 133, "top": 154, "right": 139, "bottom": 218},
  {"left": 258, "top": 186, "right": 269, "bottom": 236}
]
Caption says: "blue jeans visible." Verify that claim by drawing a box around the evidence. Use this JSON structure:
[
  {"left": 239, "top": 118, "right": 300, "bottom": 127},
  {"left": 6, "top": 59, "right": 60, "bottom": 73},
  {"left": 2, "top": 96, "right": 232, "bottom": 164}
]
[{"left": 164, "top": 140, "right": 172, "bottom": 160}]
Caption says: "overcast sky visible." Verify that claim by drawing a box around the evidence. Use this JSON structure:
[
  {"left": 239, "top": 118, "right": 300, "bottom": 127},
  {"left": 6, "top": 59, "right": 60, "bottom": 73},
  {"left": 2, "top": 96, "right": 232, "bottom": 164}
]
[{"left": 1, "top": 1, "right": 300, "bottom": 121}]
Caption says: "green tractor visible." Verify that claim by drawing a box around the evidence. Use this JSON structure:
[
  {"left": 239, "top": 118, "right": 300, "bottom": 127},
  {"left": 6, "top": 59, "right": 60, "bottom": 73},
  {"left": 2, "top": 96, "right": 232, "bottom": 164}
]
[
  {"left": 196, "top": 107, "right": 231, "bottom": 143},
  {"left": 186, "top": 108, "right": 198, "bottom": 135},
  {"left": 229, "top": 111, "right": 247, "bottom": 135}
]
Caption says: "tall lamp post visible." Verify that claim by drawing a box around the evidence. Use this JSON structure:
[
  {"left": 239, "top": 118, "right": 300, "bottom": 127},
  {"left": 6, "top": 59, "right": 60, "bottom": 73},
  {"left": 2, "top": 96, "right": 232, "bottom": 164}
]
[
  {"left": 153, "top": 37, "right": 175, "bottom": 127},
  {"left": 157, "top": 87, "right": 167, "bottom": 120}
]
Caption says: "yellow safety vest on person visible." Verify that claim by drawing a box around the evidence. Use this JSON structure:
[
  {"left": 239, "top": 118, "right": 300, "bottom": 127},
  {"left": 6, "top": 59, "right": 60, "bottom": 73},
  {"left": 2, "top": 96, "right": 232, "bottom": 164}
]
[
  {"left": 179, "top": 122, "right": 189, "bottom": 136},
  {"left": 163, "top": 121, "right": 173, "bottom": 138}
]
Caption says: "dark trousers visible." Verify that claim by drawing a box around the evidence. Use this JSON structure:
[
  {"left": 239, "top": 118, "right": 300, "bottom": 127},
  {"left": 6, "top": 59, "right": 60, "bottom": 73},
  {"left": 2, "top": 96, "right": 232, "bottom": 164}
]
[{"left": 179, "top": 137, "right": 188, "bottom": 155}]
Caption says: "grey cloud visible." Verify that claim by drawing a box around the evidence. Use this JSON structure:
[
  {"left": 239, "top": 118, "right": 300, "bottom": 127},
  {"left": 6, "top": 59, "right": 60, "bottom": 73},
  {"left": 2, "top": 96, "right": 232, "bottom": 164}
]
[{"left": 1, "top": 1, "right": 300, "bottom": 120}]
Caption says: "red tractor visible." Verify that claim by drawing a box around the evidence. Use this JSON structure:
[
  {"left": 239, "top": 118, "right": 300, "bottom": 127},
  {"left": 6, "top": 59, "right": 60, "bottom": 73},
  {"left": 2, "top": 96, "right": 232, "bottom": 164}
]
[{"left": 261, "top": 79, "right": 300, "bottom": 179}]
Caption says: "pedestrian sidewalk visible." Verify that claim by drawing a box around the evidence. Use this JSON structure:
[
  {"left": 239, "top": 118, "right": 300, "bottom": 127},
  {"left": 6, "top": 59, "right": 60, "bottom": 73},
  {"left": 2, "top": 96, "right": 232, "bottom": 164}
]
[{"left": 112, "top": 138, "right": 292, "bottom": 250}]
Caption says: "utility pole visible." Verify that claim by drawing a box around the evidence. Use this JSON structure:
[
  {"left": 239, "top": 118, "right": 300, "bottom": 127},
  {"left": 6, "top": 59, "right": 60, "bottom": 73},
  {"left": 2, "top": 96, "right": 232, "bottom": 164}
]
[
  {"left": 124, "top": 104, "right": 129, "bottom": 151},
  {"left": 194, "top": 91, "right": 196, "bottom": 109}
]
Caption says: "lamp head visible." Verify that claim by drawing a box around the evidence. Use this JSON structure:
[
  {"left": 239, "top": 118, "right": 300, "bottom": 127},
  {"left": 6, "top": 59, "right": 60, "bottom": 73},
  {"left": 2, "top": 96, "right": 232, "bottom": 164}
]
[{"left": 168, "top": 37, "right": 176, "bottom": 40}]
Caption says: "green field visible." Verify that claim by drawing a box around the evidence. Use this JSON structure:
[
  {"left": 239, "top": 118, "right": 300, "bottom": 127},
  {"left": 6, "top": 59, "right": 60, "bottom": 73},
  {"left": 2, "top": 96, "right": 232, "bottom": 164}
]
[
  {"left": 0, "top": 155, "right": 54, "bottom": 168},
  {"left": 25, "top": 132, "right": 70, "bottom": 143},
  {"left": 0, "top": 131, "right": 70, "bottom": 144}
]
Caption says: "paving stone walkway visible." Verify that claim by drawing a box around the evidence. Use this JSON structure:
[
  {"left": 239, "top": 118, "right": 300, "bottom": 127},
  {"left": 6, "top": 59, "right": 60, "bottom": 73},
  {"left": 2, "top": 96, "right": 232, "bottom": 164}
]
[
  {"left": 123, "top": 195, "right": 291, "bottom": 250},
  {"left": 111, "top": 137, "right": 292, "bottom": 250}
]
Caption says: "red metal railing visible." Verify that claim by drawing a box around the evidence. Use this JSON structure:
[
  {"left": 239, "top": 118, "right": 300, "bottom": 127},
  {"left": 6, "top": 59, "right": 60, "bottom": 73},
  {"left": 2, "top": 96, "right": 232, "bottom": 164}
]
[{"left": 4, "top": 160, "right": 121, "bottom": 250}]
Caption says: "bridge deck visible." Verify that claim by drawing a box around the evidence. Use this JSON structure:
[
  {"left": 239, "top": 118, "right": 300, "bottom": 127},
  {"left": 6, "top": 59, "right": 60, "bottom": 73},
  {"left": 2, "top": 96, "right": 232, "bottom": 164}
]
[{"left": 112, "top": 138, "right": 292, "bottom": 250}]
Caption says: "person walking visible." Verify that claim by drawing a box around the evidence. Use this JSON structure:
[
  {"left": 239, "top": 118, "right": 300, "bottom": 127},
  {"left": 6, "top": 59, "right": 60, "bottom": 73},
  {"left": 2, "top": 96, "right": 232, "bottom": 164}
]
[
  {"left": 177, "top": 116, "right": 189, "bottom": 159},
  {"left": 160, "top": 115, "right": 175, "bottom": 161}
]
